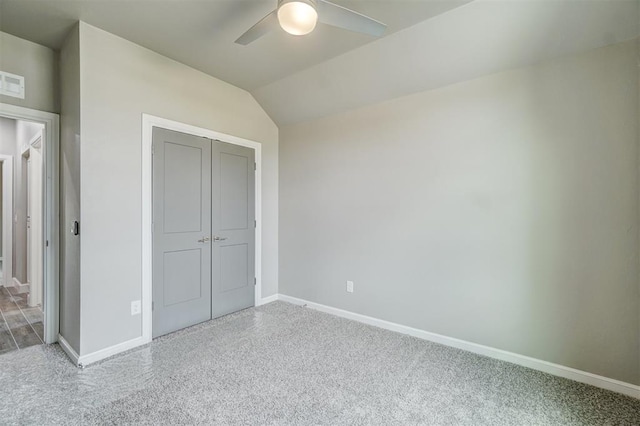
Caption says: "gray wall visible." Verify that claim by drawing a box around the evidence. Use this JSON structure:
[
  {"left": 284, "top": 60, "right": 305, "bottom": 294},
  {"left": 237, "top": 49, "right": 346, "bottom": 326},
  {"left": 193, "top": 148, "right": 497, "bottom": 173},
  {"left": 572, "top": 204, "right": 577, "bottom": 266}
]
[
  {"left": 0, "top": 117, "right": 18, "bottom": 285},
  {"left": 59, "top": 25, "right": 81, "bottom": 353},
  {"left": 78, "top": 23, "right": 278, "bottom": 355},
  {"left": 0, "top": 162, "right": 3, "bottom": 257},
  {"left": 0, "top": 116, "right": 16, "bottom": 155},
  {"left": 279, "top": 40, "right": 639, "bottom": 385},
  {"left": 0, "top": 31, "right": 59, "bottom": 113},
  {"left": 0, "top": 117, "right": 16, "bottom": 265}
]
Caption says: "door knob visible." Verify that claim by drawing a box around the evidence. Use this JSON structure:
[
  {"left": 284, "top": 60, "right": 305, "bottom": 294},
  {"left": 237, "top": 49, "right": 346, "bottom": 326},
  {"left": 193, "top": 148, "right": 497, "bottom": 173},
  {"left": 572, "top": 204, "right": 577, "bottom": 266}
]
[
  {"left": 213, "top": 236, "right": 227, "bottom": 241},
  {"left": 198, "top": 237, "right": 210, "bottom": 243}
]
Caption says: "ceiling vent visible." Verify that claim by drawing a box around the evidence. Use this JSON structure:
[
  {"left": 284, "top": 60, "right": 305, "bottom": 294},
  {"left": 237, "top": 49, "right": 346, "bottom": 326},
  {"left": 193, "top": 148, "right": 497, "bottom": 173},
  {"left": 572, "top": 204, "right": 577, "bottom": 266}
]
[{"left": 0, "top": 71, "right": 25, "bottom": 99}]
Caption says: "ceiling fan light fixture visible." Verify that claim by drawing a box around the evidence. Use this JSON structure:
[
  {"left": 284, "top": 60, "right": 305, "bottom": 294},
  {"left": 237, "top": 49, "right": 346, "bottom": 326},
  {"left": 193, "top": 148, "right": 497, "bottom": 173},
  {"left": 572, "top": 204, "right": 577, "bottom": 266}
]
[{"left": 277, "top": 0, "right": 318, "bottom": 36}]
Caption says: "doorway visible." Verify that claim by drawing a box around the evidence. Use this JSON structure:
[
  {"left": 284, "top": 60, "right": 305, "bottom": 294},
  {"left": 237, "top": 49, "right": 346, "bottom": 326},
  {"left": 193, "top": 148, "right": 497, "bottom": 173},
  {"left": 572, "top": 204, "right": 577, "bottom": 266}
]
[
  {"left": 0, "top": 103, "right": 59, "bottom": 353},
  {"left": 151, "top": 127, "right": 256, "bottom": 338},
  {"left": 0, "top": 118, "right": 44, "bottom": 352}
]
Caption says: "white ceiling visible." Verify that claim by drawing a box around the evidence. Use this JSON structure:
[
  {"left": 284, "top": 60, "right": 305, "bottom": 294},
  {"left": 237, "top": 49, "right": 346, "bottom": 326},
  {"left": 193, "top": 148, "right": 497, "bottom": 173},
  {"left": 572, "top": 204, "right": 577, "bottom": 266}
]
[
  {"left": 0, "top": 0, "right": 470, "bottom": 91},
  {"left": 0, "top": 0, "right": 638, "bottom": 126},
  {"left": 256, "top": 0, "right": 640, "bottom": 125}
]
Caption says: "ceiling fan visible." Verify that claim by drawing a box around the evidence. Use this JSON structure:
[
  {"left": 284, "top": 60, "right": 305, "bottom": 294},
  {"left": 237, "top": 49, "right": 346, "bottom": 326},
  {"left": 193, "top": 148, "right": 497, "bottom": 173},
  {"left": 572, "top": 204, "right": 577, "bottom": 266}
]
[{"left": 235, "top": 0, "right": 387, "bottom": 45}]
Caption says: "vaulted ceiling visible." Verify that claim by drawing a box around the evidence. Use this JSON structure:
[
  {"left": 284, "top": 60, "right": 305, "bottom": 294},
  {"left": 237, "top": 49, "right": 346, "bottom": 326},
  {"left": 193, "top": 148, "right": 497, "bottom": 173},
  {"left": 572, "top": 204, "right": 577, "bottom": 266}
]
[
  {"left": 1, "top": 0, "right": 638, "bottom": 125},
  {"left": 0, "top": 0, "right": 471, "bottom": 90}
]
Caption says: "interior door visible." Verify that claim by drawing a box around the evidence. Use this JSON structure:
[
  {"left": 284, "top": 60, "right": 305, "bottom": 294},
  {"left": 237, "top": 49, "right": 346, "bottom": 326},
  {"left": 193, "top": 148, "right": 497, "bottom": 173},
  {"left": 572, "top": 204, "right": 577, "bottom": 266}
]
[
  {"left": 152, "top": 128, "right": 212, "bottom": 338},
  {"left": 211, "top": 141, "right": 255, "bottom": 318}
]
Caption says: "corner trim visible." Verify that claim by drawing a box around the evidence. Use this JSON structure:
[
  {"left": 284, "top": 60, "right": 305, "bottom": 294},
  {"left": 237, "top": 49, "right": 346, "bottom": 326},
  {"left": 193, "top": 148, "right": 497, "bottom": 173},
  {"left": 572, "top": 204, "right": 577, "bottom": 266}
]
[
  {"left": 77, "top": 336, "right": 146, "bottom": 367},
  {"left": 256, "top": 294, "right": 279, "bottom": 306},
  {"left": 277, "top": 294, "right": 640, "bottom": 399},
  {"left": 58, "top": 334, "right": 80, "bottom": 366}
]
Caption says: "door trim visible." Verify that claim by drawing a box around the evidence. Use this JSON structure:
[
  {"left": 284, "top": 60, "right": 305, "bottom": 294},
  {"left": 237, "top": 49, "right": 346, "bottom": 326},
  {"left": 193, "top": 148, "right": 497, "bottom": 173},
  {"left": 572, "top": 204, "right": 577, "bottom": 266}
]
[
  {"left": 141, "top": 114, "right": 263, "bottom": 344},
  {"left": 0, "top": 102, "right": 60, "bottom": 345}
]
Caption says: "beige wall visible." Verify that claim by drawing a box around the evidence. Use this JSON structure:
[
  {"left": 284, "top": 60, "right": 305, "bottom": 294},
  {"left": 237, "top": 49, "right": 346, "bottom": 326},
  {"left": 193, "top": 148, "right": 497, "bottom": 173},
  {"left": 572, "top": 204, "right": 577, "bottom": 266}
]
[
  {"left": 0, "top": 31, "right": 58, "bottom": 113},
  {"left": 78, "top": 23, "right": 278, "bottom": 355},
  {"left": 280, "top": 40, "right": 639, "bottom": 385}
]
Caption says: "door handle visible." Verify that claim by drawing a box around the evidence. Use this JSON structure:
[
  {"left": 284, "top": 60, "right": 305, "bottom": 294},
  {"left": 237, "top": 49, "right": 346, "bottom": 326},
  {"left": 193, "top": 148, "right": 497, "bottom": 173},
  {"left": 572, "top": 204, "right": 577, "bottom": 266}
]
[
  {"left": 213, "top": 236, "right": 227, "bottom": 242},
  {"left": 198, "top": 237, "right": 210, "bottom": 243}
]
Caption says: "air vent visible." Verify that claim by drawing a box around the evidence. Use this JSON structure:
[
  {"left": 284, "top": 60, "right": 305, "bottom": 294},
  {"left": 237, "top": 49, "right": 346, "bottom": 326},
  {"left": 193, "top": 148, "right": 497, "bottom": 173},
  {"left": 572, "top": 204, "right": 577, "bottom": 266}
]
[{"left": 0, "top": 71, "right": 25, "bottom": 99}]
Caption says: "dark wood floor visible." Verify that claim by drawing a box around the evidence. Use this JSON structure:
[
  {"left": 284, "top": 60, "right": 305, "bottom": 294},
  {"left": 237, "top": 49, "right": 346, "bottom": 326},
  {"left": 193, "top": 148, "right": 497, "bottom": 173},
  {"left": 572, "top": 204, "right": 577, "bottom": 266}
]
[{"left": 0, "top": 286, "right": 43, "bottom": 355}]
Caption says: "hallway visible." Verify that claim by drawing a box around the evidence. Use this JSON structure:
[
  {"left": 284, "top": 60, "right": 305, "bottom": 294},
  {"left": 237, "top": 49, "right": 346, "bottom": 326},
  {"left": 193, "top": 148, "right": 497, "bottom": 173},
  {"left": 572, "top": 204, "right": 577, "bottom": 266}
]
[{"left": 0, "top": 286, "right": 43, "bottom": 355}]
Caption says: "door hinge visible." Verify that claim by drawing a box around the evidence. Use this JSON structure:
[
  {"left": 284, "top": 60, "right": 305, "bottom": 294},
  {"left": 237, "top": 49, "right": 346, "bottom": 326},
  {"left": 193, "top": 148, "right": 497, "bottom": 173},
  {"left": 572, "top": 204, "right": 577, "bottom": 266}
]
[
  {"left": 254, "top": 220, "right": 256, "bottom": 228},
  {"left": 254, "top": 277, "right": 257, "bottom": 286},
  {"left": 254, "top": 162, "right": 256, "bottom": 171},
  {"left": 152, "top": 301, "right": 154, "bottom": 311},
  {"left": 46, "top": 240, "right": 49, "bottom": 247}
]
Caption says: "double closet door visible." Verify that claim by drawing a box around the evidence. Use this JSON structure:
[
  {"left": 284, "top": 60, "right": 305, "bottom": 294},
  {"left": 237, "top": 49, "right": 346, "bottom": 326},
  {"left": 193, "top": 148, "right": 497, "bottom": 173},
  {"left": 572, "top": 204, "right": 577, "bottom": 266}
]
[{"left": 152, "top": 128, "right": 255, "bottom": 338}]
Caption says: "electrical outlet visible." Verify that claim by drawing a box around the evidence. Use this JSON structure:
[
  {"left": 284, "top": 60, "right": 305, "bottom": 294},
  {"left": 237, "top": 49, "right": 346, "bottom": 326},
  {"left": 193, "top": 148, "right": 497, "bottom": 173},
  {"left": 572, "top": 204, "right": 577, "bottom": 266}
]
[
  {"left": 346, "top": 280, "right": 354, "bottom": 293},
  {"left": 131, "top": 300, "right": 141, "bottom": 316}
]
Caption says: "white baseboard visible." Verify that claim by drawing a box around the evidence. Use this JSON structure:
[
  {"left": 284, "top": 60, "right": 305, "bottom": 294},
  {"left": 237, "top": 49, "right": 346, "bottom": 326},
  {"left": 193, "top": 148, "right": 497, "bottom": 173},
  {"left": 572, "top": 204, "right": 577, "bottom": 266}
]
[
  {"left": 57, "top": 294, "right": 640, "bottom": 399},
  {"left": 256, "top": 294, "right": 279, "bottom": 306},
  {"left": 58, "top": 333, "right": 146, "bottom": 367},
  {"left": 12, "top": 277, "right": 29, "bottom": 294},
  {"left": 277, "top": 294, "right": 640, "bottom": 399},
  {"left": 78, "top": 336, "right": 146, "bottom": 367},
  {"left": 58, "top": 334, "right": 80, "bottom": 366},
  {"left": 57, "top": 294, "right": 276, "bottom": 367}
]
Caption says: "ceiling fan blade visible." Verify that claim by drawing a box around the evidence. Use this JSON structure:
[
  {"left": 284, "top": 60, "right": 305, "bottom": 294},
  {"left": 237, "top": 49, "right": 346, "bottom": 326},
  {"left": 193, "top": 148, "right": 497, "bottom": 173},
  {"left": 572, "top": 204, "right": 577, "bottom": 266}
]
[
  {"left": 235, "top": 10, "right": 279, "bottom": 45},
  {"left": 317, "top": 0, "right": 387, "bottom": 37}
]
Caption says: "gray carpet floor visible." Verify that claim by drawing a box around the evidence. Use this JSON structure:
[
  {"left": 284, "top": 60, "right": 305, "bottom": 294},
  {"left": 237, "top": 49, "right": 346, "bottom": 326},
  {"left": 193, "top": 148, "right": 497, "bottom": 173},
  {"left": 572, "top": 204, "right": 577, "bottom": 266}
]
[{"left": 0, "top": 301, "right": 638, "bottom": 425}]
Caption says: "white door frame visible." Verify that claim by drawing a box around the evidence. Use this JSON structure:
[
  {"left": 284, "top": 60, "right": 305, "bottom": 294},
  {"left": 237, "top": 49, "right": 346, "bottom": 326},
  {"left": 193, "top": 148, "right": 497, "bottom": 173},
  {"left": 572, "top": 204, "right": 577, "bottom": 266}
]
[
  {"left": 0, "top": 154, "right": 13, "bottom": 290},
  {"left": 21, "top": 143, "right": 31, "bottom": 287},
  {"left": 26, "top": 129, "right": 44, "bottom": 307},
  {"left": 0, "top": 103, "right": 59, "bottom": 344},
  {"left": 141, "top": 114, "right": 263, "bottom": 344}
]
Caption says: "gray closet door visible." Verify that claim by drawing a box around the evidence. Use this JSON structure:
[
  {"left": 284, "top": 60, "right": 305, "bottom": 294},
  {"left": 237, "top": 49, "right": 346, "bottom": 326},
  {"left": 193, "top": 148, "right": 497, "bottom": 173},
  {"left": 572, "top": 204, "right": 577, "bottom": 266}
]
[
  {"left": 152, "top": 128, "right": 212, "bottom": 338},
  {"left": 211, "top": 141, "right": 255, "bottom": 318}
]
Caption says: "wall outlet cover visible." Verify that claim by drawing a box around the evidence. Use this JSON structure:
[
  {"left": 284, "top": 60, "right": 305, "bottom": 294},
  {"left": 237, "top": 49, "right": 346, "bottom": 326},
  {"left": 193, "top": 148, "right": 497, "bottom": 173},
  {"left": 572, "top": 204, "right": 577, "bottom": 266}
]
[{"left": 131, "top": 300, "right": 141, "bottom": 315}]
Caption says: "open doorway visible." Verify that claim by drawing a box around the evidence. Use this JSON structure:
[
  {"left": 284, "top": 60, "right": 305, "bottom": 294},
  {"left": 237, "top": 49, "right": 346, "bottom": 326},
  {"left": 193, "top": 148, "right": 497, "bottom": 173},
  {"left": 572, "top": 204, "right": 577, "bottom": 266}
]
[
  {"left": 0, "top": 117, "right": 45, "bottom": 353},
  {"left": 21, "top": 131, "right": 44, "bottom": 310},
  {"left": 0, "top": 103, "right": 59, "bottom": 356}
]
